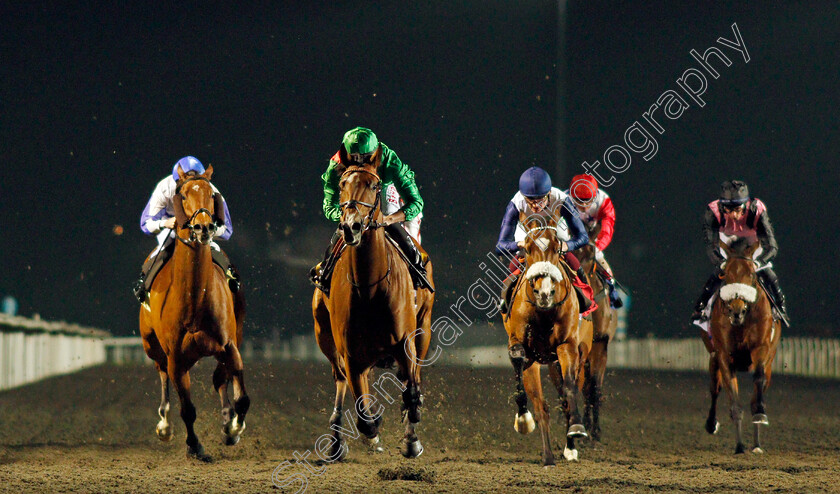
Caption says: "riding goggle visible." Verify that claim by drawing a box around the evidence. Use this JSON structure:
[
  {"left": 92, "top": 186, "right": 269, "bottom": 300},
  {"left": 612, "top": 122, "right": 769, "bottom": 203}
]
[
  {"left": 720, "top": 202, "right": 747, "bottom": 213},
  {"left": 348, "top": 152, "right": 375, "bottom": 165},
  {"left": 525, "top": 195, "right": 549, "bottom": 210}
]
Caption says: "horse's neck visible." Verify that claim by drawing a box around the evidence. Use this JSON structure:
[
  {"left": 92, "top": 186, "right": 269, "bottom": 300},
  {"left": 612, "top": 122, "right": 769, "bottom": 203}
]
[
  {"left": 172, "top": 240, "right": 214, "bottom": 294},
  {"left": 346, "top": 228, "right": 390, "bottom": 286}
]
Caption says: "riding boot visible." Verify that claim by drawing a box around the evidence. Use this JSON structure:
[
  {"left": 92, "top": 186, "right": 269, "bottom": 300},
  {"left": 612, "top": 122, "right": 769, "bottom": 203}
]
[
  {"left": 691, "top": 273, "right": 723, "bottom": 322},
  {"left": 499, "top": 274, "right": 518, "bottom": 315},
  {"left": 211, "top": 248, "right": 241, "bottom": 294},
  {"left": 133, "top": 242, "right": 175, "bottom": 303},
  {"left": 759, "top": 268, "right": 789, "bottom": 326},
  {"left": 310, "top": 230, "right": 341, "bottom": 292},
  {"left": 605, "top": 277, "right": 624, "bottom": 309},
  {"left": 385, "top": 223, "right": 434, "bottom": 292}
]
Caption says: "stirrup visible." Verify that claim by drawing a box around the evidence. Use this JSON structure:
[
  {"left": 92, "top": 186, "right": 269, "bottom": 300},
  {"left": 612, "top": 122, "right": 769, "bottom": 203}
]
[{"left": 133, "top": 278, "right": 147, "bottom": 304}]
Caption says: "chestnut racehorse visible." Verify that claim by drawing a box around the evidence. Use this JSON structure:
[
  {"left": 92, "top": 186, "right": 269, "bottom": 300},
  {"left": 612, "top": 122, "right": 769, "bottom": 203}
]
[
  {"left": 705, "top": 240, "right": 781, "bottom": 454},
  {"left": 504, "top": 212, "right": 593, "bottom": 466},
  {"left": 139, "top": 165, "right": 249, "bottom": 462},
  {"left": 312, "top": 165, "right": 435, "bottom": 460},
  {"left": 573, "top": 234, "right": 618, "bottom": 442}
]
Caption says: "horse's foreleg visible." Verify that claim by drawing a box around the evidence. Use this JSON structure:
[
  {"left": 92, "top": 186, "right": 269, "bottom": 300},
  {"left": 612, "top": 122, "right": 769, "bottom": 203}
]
[
  {"left": 522, "top": 364, "right": 555, "bottom": 467},
  {"left": 156, "top": 368, "right": 174, "bottom": 442},
  {"left": 327, "top": 370, "right": 350, "bottom": 461},
  {"left": 557, "top": 343, "right": 586, "bottom": 442},
  {"left": 586, "top": 339, "right": 608, "bottom": 442},
  {"left": 212, "top": 361, "right": 233, "bottom": 438},
  {"left": 548, "top": 360, "right": 577, "bottom": 460},
  {"left": 222, "top": 343, "right": 249, "bottom": 446},
  {"left": 717, "top": 357, "right": 745, "bottom": 454},
  {"left": 346, "top": 364, "right": 381, "bottom": 443},
  {"left": 169, "top": 360, "right": 211, "bottom": 462},
  {"left": 750, "top": 349, "right": 770, "bottom": 454},
  {"left": 509, "top": 343, "right": 535, "bottom": 435},
  {"left": 706, "top": 355, "right": 722, "bottom": 435},
  {"left": 395, "top": 341, "right": 423, "bottom": 459}
]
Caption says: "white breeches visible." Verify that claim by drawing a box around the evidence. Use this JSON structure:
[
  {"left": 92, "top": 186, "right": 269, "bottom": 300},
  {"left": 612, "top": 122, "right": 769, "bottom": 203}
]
[{"left": 381, "top": 184, "right": 422, "bottom": 243}]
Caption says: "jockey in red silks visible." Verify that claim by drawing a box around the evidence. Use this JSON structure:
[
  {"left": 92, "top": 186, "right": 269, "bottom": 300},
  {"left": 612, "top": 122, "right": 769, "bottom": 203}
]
[
  {"left": 566, "top": 174, "right": 623, "bottom": 308},
  {"left": 496, "top": 166, "right": 597, "bottom": 317},
  {"left": 691, "top": 180, "right": 789, "bottom": 347}
]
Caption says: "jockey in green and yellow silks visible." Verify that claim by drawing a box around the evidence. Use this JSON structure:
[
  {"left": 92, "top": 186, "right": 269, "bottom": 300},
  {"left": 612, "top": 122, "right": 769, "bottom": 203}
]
[{"left": 310, "top": 127, "right": 433, "bottom": 293}]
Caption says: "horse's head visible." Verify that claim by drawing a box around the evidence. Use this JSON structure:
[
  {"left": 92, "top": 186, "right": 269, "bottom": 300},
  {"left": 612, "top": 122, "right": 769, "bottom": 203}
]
[
  {"left": 718, "top": 241, "right": 761, "bottom": 326},
  {"left": 520, "top": 212, "right": 565, "bottom": 310},
  {"left": 172, "top": 165, "right": 224, "bottom": 246},
  {"left": 338, "top": 165, "right": 382, "bottom": 246}
]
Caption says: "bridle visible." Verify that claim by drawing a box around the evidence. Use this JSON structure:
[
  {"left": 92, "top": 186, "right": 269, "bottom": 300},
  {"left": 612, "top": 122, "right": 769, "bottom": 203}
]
[
  {"left": 337, "top": 167, "right": 391, "bottom": 290},
  {"left": 338, "top": 167, "right": 384, "bottom": 233},
  {"left": 521, "top": 226, "right": 570, "bottom": 310},
  {"left": 173, "top": 176, "right": 219, "bottom": 246}
]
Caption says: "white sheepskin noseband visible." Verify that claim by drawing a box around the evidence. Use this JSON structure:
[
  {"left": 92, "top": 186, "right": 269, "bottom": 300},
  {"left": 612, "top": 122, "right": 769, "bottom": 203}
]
[
  {"left": 525, "top": 261, "right": 563, "bottom": 283},
  {"left": 719, "top": 283, "right": 757, "bottom": 303}
]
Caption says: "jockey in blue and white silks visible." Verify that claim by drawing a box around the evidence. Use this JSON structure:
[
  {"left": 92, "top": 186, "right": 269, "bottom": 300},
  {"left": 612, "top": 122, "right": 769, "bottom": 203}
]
[
  {"left": 496, "top": 167, "right": 597, "bottom": 317},
  {"left": 133, "top": 156, "right": 238, "bottom": 303}
]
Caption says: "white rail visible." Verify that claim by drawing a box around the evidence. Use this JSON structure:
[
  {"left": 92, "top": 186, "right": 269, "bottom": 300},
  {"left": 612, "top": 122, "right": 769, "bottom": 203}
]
[
  {"left": 0, "top": 314, "right": 110, "bottom": 391},
  {"left": 104, "top": 335, "right": 840, "bottom": 379}
]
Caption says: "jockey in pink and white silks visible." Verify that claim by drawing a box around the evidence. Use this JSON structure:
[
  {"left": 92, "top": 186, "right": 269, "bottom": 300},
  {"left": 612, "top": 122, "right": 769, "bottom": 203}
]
[
  {"left": 691, "top": 180, "right": 789, "bottom": 334},
  {"left": 132, "top": 156, "right": 239, "bottom": 303}
]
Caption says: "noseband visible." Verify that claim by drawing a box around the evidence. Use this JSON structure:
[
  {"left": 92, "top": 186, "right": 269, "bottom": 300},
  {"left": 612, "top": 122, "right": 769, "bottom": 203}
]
[{"left": 338, "top": 167, "right": 384, "bottom": 233}]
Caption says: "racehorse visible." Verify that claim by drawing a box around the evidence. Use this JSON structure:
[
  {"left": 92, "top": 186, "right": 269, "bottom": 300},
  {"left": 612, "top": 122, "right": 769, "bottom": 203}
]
[
  {"left": 573, "top": 232, "right": 618, "bottom": 442},
  {"left": 312, "top": 164, "right": 435, "bottom": 460},
  {"left": 504, "top": 212, "right": 593, "bottom": 466},
  {"left": 139, "top": 165, "right": 249, "bottom": 462},
  {"left": 705, "top": 240, "right": 781, "bottom": 454}
]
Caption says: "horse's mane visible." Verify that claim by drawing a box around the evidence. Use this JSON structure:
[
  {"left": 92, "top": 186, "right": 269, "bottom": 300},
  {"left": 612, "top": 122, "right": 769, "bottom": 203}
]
[{"left": 727, "top": 238, "right": 752, "bottom": 256}]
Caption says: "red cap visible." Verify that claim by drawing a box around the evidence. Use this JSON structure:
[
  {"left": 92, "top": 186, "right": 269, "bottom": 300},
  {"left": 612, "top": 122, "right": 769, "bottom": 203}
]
[{"left": 570, "top": 174, "right": 599, "bottom": 201}]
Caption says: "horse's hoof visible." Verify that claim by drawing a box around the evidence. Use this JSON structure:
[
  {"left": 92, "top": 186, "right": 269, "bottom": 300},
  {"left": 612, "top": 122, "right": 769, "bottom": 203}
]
[
  {"left": 735, "top": 444, "right": 746, "bottom": 455},
  {"left": 401, "top": 439, "right": 424, "bottom": 459},
  {"left": 363, "top": 434, "right": 385, "bottom": 453},
  {"left": 187, "top": 444, "right": 213, "bottom": 463},
  {"left": 329, "top": 441, "right": 348, "bottom": 462},
  {"left": 563, "top": 447, "right": 579, "bottom": 461},
  {"left": 705, "top": 419, "right": 719, "bottom": 435},
  {"left": 752, "top": 414, "right": 769, "bottom": 425},
  {"left": 752, "top": 447, "right": 765, "bottom": 454},
  {"left": 514, "top": 411, "right": 536, "bottom": 435},
  {"left": 567, "top": 424, "right": 588, "bottom": 439},
  {"left": 543, "top": 460, "right": 556, "bottom": 468},
  {"left": 222, "top": 416, "right": 246, "bottom": 446},
  {"left": 156, "top": 421, "right": 174, "bottom": 442}
]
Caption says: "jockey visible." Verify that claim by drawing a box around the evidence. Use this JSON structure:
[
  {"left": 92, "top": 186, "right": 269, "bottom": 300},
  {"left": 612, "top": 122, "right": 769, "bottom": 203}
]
[
  {"left": 691, "top": 180, "right": 789, "bottom": 333},
  {"left": 309, "top": 127, "right": 433, "bottom": 292},
  {"left": 496, "top": 166, "right": 597, "bottom": 316},
  {"left": 132, "top": 156, "right": 239, "bottom": 303},
  {"left": 566, "top": 174, "right": 623, "bottom": 308}
]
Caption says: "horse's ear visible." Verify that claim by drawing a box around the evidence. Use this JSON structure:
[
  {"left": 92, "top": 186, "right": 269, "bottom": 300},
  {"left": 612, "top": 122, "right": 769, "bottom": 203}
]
[
  {"left": 719, "top": 241, "right": 733, "bottom": 258},
  {"left": 744, "top": 241, "right": 761, "bottom": 258},
  {"left": 202, "top": 164, "right": 214, "bottom": 180},
  {"left": 176, "top": 166, "right": 187, "bottom": 182}
]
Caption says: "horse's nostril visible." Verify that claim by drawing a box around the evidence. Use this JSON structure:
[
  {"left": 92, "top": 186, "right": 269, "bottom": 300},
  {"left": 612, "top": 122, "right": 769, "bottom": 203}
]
[{"left": 351, "top": 222, "right": 362, "bottom": 233}]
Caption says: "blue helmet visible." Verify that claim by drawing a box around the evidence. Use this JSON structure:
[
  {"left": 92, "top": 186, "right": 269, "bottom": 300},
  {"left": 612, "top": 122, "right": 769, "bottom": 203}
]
[
  {"left": 518, "top": 167, "right": 552, "bottom": 198},
  {"left": 172, "top": 156, "right": 205, "bottom": 181}
]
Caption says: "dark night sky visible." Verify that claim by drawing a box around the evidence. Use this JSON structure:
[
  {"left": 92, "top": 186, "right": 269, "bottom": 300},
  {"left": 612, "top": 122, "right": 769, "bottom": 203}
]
[{"left": 1, "top": 2, "right": 837, "bottom": 338}]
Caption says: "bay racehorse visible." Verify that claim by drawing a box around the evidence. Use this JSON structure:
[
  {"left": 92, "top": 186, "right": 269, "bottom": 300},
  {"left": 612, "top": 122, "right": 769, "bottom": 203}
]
[
  {"left": 312, "top": 164, "right": 435, "bottom": 460},
  {"left": 573, "top": 233, "right": 618, "bottom": 442},
  {"left": 139, "top": 165, "right": 249, "bottom": 462},
  {"left": 504, "top": 212, "right": 593, "bottom": 466},
  {"left": 705, "top": 240, "right": 781, "bottom": 454}
]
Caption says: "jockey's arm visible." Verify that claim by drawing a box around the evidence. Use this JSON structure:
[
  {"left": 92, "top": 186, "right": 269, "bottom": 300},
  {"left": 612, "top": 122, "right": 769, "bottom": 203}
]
[
  {"left": 595, "top": 196, "right": 616, "bottom": 251},
  {"left": 208, "top": 183, "right": 233, "bottom": 240},
  {"left": 702, "top": 207, "right": 725, "bottom": 265},
  {"left": 755, "top": 209, "right": 778, "bottom": 264},
  {"left": 382, "top": 146, "right": 424, "bottom": 222},
  {"left": 321, "top": 162, "right": 342, "bottom": 222},
  {"left": 495, "top": 201, "right": 521, "bottom": 255},
  {"left": 140, "top": 178, "right": 172, "bottom": 235},
  {"left": 559, "top": 197, "right": 589, "bottom": 251}
]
